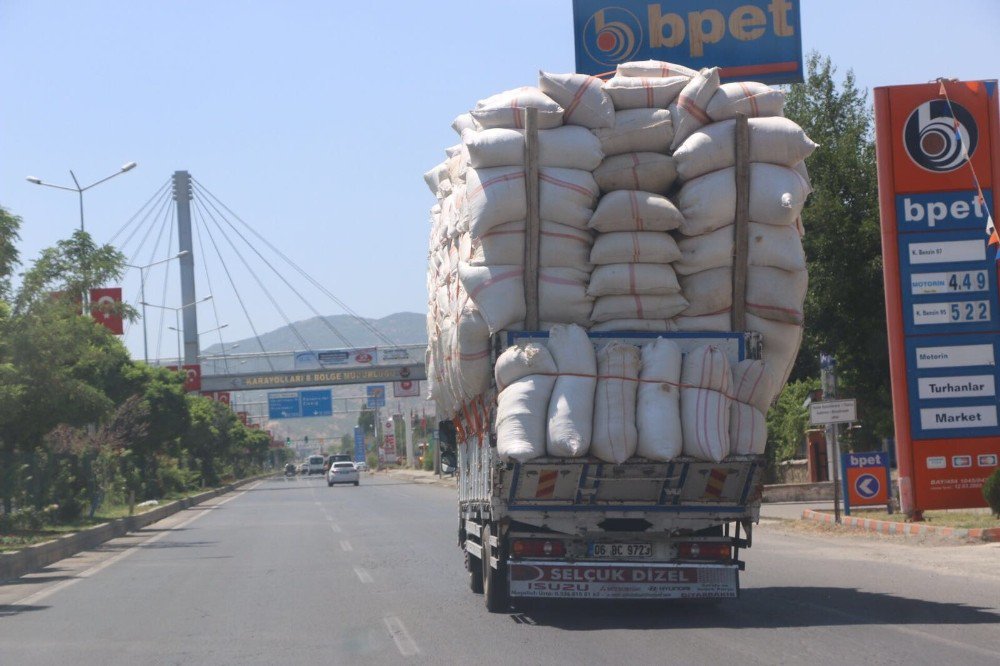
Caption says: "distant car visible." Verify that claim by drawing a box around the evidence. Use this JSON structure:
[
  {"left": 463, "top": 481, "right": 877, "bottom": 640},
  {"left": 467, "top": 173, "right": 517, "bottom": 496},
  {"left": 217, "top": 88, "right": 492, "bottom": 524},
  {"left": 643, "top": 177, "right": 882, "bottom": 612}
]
[
  {"left": 284, "top": 463, "right": 297, "bottom": 476},
  {"left": 307, "top": 455, "right": 325, "bottom": 475},
  {"left": 353, "top": 461, "right": 368, "bottom": 472},
  {"left": 328, "top": 461, "right": 360, "bottom": 487},
  {"left": 298, "top": 462, "right": 308, "bottom": 475}
]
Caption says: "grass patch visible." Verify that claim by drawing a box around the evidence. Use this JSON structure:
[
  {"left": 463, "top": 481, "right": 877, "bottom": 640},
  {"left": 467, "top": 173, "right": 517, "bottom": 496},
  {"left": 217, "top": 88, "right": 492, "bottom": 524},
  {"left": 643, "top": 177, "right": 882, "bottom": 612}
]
[
  {"left": 828, "top": 508, "right": 999, "bottom": 530},
  {"left": 0, "top": 486, "right": 223, "bottom": 553}
]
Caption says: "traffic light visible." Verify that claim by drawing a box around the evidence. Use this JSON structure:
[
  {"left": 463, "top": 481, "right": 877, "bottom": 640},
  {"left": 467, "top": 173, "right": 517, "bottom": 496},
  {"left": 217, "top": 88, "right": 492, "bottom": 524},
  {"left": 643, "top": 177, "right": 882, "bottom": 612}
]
[
  {"left": 285, "top": 437, "right": 291, "bottom": 446},
  {"left": 304, "top": 435, "right": 309, "bottom": 444}
]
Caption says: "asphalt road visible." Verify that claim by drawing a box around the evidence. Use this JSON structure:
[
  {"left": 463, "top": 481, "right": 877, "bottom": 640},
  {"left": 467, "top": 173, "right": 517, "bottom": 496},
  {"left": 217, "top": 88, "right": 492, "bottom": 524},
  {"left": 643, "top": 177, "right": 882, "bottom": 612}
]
[{"left": 1, "top": 474, "right": 998, "bottom": 665}]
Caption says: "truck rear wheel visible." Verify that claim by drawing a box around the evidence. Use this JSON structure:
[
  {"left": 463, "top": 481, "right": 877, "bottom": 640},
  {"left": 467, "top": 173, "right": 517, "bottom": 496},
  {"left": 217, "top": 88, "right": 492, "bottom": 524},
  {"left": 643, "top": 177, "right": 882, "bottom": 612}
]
[
  {"left": 481, "top": 523, "right": 509, "bottom": 612},
  {"left": 466, "top": 550, "right": 483, "bottom": 594}
]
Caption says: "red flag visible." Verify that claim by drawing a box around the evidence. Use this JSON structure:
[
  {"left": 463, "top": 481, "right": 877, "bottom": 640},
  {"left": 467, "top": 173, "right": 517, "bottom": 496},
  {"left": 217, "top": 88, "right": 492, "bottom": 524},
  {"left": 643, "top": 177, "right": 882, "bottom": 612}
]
[
  {"left": 89, "top": 288, "right": 123, "bottom": 334},
  {"left": 167, "top": 364, "right": 202, "bottom": 392}
]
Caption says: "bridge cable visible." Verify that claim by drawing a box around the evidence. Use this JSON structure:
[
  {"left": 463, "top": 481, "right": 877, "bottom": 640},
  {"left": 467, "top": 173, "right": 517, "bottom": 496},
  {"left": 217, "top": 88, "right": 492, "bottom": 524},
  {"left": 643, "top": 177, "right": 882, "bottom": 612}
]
[
  {"left": 121, "top": 188, "right": 176, "bottom": 340},
  {"left": 191, "top": 197, "right": 276, "bottom": 371},
  {"left": 192, "top": 179, "right": 397, "bottom": 347},
  {"left": 192, "top": 200, "right": 239, "bottom": 374},
  {"left": 106, "top": 178, "right": 172, "bottom": 247},
  {"left": 193, "top": 196, "right": 316, "bottom": 356},
  {"left": 191, "top": 181, "right": 357, "bottom": 349}
]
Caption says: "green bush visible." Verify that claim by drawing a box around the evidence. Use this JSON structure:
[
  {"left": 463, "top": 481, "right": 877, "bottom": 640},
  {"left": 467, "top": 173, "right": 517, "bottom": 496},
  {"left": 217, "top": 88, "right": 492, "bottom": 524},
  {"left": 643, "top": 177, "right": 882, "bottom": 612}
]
[{"left": 983, "top": 469, "right": 1000, "bottom": 517}]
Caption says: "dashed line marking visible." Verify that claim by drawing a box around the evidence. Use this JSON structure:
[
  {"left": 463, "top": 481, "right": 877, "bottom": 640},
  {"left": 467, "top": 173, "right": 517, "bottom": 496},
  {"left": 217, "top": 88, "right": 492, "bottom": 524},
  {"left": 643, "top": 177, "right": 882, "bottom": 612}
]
[
  {"left": 384, "top": 615, "right": 420, "bottom": 656},
  {"left": 340, "top": 540, "right": 353, "bottom": 552},
  {"left": 330, "top": 524, "right": 342, "bottom": 533},
  {"left": 354, "top": 566, "right": 373, "bottom": 583}
]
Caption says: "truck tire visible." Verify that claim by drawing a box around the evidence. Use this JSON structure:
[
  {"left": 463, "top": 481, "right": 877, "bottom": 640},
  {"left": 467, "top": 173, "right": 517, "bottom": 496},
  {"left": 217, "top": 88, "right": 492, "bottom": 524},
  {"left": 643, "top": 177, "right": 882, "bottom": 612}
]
[
  {"left": 466, "top": 550, "right": 484, "bottom": 594},
  {"left": 481, "top": 524, "right": 509, "bottom": 612}
]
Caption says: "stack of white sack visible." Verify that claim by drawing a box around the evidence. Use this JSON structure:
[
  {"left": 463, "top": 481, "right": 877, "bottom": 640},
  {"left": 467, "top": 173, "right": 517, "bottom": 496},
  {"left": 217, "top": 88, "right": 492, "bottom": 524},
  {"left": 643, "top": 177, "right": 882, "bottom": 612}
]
[
  {"left": 591, "top": 343, "right": 641, "bottom": 463},
  {"left": 585, "top": 64, "right": 703, "bottom": 330},
  {"left": 455, "top": 76, "right": 616, "bottom": 335},
  {"left": 495, "top": 343, "right": 558, "bottom": 463},
  {"left": 672, "top": 98, "right": 816, "bottom": 404},
  {"left": 546, "top": 324, "right": 597, "bottom": 457},
  {"left": 730, "top": 360, "right": 773, "bottom": 455},
  {"left": 680, "top": 345, "right": 732, "bottom": 462}
]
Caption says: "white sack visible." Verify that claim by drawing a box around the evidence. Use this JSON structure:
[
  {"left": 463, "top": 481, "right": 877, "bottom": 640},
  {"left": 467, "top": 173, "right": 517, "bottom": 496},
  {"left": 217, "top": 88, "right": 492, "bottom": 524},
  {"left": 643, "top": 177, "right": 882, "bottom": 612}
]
[
  {"left": 465, "top": 220, "right": 594, "bottom": 269},
  {"left": 590, "top": 319, "right": 677, "bottom": 332},
  {"left": 603, "top": 75, "right": 688, "bottom": 110},
  {"left": 591, "top": 293, "right": 689, "bottom": 322},
  {"left": 538, "top": 168, "right": 600, "bottom": 228},
  {"left": 593, "top": 153, "right": 677, "bottom": 195},
  {"left": 674, "top": 311, "right": 732, "bottom": 332},
  {"left": 675, "top": 225, "right": 734, "bottom": 275},
  {"left": 458, "top": 263, "right": 525, "bottom": 334},
  {"left": 746, "top": 265, "right": 808, "bottom": 325},
  {"left": 680, "top": 387, "right": 730, "bottom": 462},
  {"left": 452, "top": 112, "right": 480, "bottom": 135},
  {"left": 670, "top": 67, "right": 721, "bottom": 151},
  {"left": 729, "top": 402, "right": 767, "bottom": 455},
  {"left": 546, "top": 324, "right": 597, "bottom": 457},
  {"left": 588, "top": 263, "right": 681, "bottom": 297},
  {"left": 675, "top": 163, "right": 812, "bottom": 236},
  {"left": 746, "top": 313, "right": 802, "bottom": 404},
  {"left": 456, "top": 308, "right": 492, "bottom": 399},
  {"left": 707, "top": 82, "right": 785, "bottom": 121},
  {"left": 424, "top": 161, "right": 449, "bottom": 195},
  {"left": 494, "top": 343, "right": 557, "bottom": 391},
  {"left": 589, "top": 190, "right": 683, "bottom": 232},
  {"left": 463, "top": 126, "right": 603, "bottom": 170},
  {"left": 681, "top": 345, "right": 732, "bottom": 393},
  {"left": 496, "top": 375, "right": 556, "bottom": 463},
  {"left": 538, "top": 71, "right": 615, "bottom": 129},
  {"left": 472, "top": 86, "right": 564, "bottom": 130},
  {"left": 594, "top": 108, "right": 673, "bottom": 156},
  {"left": 616, "top": 60, "right": 697, "bottom": 79},
  {"left": 749, "top": 222, "right": 807, "bottom": 272},
  {"left": 679, "top": 267, "right": 732, "bottom": 316},
  {"left": 592, "top": 343, "right": 640, "bottom": 464},
  {"left": 732, "top": 359, "right": 774, "bottom": 414},
  {"left": 539, "top": 267, "right": 594, "bottom": 327},
  {"left": 673, "top": 117, "right": 818, "bottom": 182},
  {"left": 637, "top": 338, "right": 683, "bottom": 461},
  {"left": 590, "top": 231, "right": 681, "bottom": 265}
]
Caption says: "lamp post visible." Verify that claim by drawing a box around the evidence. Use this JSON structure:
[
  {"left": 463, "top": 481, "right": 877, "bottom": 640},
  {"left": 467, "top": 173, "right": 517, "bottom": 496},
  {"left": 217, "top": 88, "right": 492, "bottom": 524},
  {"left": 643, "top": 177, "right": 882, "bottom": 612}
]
[
  {"left": 26, "top": 161, "right": 138, "bottom": 233},
  {"left": 170, "top": 323, "right": 230, "bottom": 367},
  {"left": 141, "top": 296, "right": 212, "bottom": 364},
  {"left": 126, "top": 251, "right": 189, "bottom": 365}
]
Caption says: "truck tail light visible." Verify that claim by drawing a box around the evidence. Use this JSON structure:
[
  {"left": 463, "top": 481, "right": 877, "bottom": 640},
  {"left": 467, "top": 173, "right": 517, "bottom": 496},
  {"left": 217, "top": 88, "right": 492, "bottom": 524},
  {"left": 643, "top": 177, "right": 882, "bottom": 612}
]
[
  {"left": 511, "top": 538, "right": 566, "bottom": 558},
  {"left": 677, "top": 542, "right": 731, "bottom": 561}
]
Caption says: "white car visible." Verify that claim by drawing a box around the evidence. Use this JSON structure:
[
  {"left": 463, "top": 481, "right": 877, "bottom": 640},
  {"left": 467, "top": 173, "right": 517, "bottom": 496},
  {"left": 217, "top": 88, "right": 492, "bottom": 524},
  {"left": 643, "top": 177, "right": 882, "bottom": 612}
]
[
  {"left": 354, "top": 461, "right": 368, "bottom": 472},
  {"left": 328, "top": 461, "right": 360, "bottom": 487}
]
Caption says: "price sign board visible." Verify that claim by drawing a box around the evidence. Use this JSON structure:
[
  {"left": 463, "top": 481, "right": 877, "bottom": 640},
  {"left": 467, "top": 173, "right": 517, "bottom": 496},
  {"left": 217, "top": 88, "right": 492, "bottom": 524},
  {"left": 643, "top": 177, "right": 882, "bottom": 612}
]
[
  {"left": 874, "top": 79, "right": 1000, "bottom": 513},
  {"left": 809, "top": 399, "right": 857, "bottom": 426}
]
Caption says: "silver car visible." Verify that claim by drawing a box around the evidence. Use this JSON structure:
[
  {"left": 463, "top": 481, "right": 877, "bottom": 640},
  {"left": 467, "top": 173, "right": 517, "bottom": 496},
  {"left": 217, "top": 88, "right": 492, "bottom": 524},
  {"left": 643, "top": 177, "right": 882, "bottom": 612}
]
[{"left": 327, "top": 461, "right": 360, "bottom": 487}]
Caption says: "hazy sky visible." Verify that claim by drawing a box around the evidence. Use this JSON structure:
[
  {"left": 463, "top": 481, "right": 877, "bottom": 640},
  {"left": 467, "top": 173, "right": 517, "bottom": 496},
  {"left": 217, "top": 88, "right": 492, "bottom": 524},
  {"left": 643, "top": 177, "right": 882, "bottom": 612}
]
[{"left": 2, "top": 1, "right": 998, "bottom": 362}]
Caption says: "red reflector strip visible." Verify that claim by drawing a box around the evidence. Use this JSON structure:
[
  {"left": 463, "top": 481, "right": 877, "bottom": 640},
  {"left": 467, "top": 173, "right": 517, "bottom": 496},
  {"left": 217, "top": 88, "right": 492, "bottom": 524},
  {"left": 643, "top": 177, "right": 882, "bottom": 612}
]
[
  {"left": 512, "top": 539, "right": 566, "bottom": 558},
  {"left": 535, "top": 470, "right": 558, "bottom": 498},
  {"left": 677, "top": 543, "right": 731, "bottom": 560}
]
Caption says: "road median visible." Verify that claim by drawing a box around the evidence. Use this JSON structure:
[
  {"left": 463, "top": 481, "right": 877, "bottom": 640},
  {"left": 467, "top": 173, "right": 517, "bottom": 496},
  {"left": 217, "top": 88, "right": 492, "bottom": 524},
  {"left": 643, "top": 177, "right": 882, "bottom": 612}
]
[{"left": 802, "top": 508, "right": 1000, "bottom": 543}]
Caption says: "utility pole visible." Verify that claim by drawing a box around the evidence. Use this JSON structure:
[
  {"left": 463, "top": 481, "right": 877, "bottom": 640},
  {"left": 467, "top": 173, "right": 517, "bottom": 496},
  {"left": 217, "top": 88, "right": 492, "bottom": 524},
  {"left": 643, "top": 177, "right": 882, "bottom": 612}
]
[
  {"left": 821, "top": 353, "right": 842, "bottom": 524},
  {"left": 173, "top": 171, "right": 200, "bottom": 366}
]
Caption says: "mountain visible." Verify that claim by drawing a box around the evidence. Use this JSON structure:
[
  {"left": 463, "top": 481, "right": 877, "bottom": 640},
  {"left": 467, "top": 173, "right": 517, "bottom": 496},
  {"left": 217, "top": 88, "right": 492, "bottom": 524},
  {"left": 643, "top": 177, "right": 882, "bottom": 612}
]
[{"left": 202, "top": 312, "right": 427, "bottom": 355}]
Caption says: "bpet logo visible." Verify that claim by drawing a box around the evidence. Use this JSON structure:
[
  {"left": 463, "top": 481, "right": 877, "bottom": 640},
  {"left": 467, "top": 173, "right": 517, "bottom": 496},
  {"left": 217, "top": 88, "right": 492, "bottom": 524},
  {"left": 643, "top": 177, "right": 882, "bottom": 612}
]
[
  {"left": 904, "top": 100, "right": 978, "bottom": 173},
  {"left": 583, "top": 7, "right": 643, "bottom": 67}
]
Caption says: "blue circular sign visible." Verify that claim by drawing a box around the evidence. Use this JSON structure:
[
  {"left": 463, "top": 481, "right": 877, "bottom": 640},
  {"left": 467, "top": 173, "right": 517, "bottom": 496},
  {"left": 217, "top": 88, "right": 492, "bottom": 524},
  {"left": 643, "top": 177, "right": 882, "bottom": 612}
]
[{"left": 855, "top": 473, "right": 880, "bottom": 499}]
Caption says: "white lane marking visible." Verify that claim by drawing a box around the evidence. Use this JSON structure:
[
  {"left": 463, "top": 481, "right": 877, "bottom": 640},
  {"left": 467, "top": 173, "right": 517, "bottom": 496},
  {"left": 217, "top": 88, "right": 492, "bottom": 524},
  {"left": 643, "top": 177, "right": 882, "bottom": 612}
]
[
  {"left": 353, "top": 566, "right": 373, "bottom": 583},
  {"left": 340, "top": 540, "right": 353, "bottom": 552},
  {"left": 383, "top": 616, "right": 420, "bottom": 656},
  {"left": 13, "top": 484, "right": 257, "bottom": 607},
  {"left": 330, "top": 524, "right": 342, "bottom": 533}
]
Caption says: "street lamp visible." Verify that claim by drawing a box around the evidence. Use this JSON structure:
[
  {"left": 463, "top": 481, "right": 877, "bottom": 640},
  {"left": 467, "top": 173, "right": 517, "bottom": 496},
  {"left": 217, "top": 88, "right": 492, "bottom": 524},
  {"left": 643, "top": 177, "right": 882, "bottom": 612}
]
[
  {"left": 26, "top": 161, "right": 138, "bottom": 232},
  {"left": 141, "top": 295, "right": 212, "bottom": 364},
  {"left": 126, "top": 251, "right": 189, "bottom": 365}
]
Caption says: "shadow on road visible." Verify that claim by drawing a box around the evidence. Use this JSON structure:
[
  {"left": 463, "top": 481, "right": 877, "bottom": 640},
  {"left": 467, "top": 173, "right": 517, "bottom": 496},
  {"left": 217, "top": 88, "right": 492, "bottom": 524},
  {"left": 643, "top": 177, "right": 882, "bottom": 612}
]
[
  {"left": 94, "top": 539, "right": 217, "bottom": 553},
  {"left": 0, "top": 604, "right": 48, "bottom": 617},
  {"left": 512, "top": 587, "right": 1000, "bottom": 630},
  {"left": 0, "top": 574, "right": 77, "bottom": 586}
]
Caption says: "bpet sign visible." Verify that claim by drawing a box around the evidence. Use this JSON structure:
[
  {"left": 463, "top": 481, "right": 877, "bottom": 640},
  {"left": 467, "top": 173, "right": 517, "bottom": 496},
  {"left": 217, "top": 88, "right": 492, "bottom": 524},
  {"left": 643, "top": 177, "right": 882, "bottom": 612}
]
[
  {"left": 874, "top": 79, "right": 1000, "bottom": 514},
  {"left": 572, "top": 0, "right": 802, "bottom": 84}
]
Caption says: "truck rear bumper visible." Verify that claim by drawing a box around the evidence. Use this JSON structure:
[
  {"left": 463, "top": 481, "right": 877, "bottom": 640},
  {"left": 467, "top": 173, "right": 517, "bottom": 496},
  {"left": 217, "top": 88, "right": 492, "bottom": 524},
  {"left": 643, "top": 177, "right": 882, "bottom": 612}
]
[{"left": 508, "top": 560, "right": 739, "bottom": 600}]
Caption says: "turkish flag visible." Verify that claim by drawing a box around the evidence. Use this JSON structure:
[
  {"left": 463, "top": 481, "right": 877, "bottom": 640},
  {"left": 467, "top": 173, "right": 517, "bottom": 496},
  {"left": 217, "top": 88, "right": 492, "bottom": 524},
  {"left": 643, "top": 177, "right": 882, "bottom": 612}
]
[
  {"left": 393, "top": 380, "right": 420, "bottom": 397},
  {"left": 238, "top": 411, "right": 248, "bottom": 425},
  {"left": 167, "top": 364, "right": 202, "bottom": 392},
  {"left": 90, "top": 288, "right": 124, "bottom": 335}
]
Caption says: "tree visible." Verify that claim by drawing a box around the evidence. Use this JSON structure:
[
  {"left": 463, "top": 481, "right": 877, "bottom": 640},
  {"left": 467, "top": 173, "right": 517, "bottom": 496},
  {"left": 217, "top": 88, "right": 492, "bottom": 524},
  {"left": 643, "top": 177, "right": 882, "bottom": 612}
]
[
  {"left": 783, "top": 53, "right": 892, "bottom": 449},
  {"left": 0, "top": 205, "right": 21, "bottom": 300}
]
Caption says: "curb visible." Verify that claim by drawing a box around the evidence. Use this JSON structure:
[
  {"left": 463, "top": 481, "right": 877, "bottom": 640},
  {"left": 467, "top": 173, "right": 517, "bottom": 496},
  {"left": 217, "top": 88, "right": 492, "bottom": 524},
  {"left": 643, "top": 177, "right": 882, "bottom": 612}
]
[
  {"left": 382, "top": 470, "right": 457, "bottom": 488},
  {"left": 0, "top": 475, "right": 268, "bottom": 582},
  {"left": 802, "top": 509, "right": 1000, "bottom": 543}
]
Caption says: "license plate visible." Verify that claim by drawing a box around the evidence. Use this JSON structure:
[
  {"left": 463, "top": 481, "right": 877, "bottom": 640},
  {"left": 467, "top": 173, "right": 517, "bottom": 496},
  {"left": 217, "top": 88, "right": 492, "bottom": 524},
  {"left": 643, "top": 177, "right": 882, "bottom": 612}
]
[{"left": 589, "top": 542, "right": 652, "bottom": 558}]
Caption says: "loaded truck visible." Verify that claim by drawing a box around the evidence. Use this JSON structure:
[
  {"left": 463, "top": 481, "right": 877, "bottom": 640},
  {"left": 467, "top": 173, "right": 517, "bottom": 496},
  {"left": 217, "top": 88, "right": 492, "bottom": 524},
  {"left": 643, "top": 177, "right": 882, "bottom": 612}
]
[{"left": 440, "top": 330, "right": 764, "bottom": 612}]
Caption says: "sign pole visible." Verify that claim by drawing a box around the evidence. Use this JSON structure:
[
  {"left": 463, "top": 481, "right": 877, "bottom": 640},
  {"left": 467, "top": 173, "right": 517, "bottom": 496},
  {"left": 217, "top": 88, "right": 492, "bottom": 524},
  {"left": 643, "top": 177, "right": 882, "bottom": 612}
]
[{"left": 821, "top": 354, "right": 842, "bottom": 524}]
